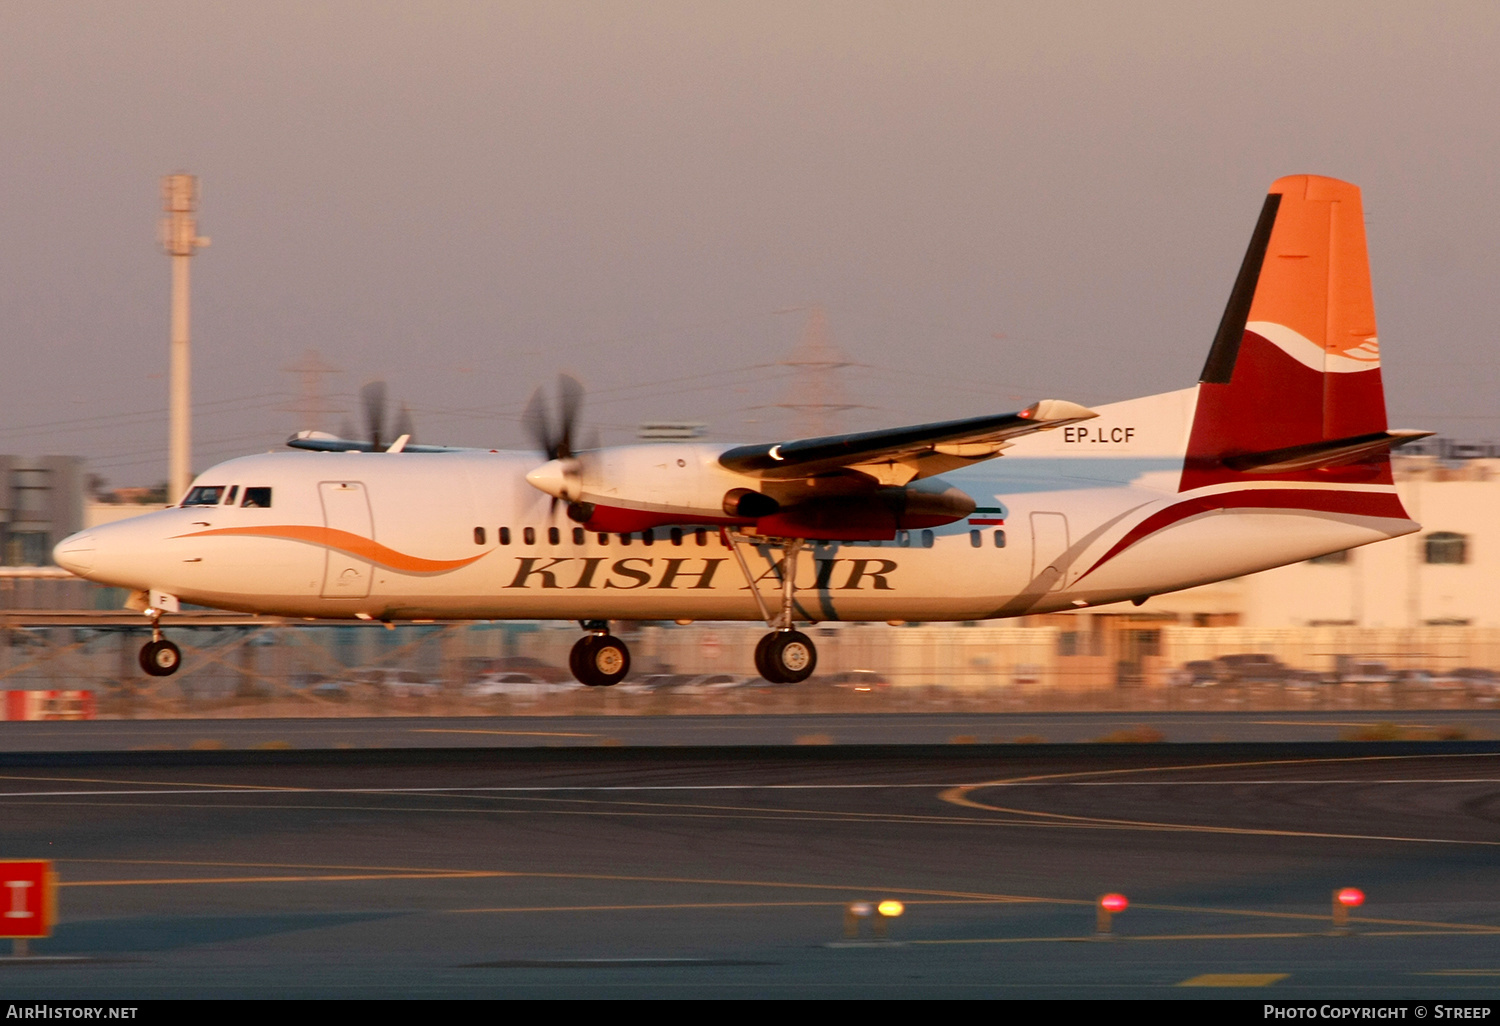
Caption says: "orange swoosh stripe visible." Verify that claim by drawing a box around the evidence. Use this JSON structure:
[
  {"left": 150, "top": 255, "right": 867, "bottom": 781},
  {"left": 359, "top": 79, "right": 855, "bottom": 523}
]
[{"left": 173, "top": 526, "right": 486, "bottom": 574}]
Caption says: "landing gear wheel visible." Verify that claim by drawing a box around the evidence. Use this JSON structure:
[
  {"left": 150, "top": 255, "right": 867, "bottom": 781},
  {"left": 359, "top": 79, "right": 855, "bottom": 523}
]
[
  {"left": 139, "top": 639, "right": 182, "bottom": 677},
  {"left": 754, "top": 632, "right": 785, "bottom": 683},
  {"left": 570, "top": 634, "right": 630, "bottom": 687},
  {"left": 759, "top": 630, "right": 817, "bottom": 684}
]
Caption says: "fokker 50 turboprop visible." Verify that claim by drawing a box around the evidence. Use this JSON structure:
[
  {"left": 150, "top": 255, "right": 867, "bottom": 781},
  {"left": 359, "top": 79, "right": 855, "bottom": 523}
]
[{"left": 55, "top": 175, "right": 1427, "bottom": 686}]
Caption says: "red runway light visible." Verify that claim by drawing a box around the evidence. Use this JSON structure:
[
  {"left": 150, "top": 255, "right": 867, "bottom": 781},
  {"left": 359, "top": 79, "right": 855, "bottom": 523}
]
[
  {"left": 1100, "top": 893, "right": 1128, "bottom": 913},
  {"left": 1336, "top": 887, "right": 1365, "bottom": 907}
]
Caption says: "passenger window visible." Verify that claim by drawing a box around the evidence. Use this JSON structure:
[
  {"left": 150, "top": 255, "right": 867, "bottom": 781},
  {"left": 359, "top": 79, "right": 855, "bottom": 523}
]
[
  {"left": 499, "top": 527, "right": 511, "bottom": 545},
  {"left": 994, "top": 530, "right": 1006, "bottom": 548},
  {"left": 970, "top": 530, "right": 981, "bottom": 548},
  {"left": 670, "top": 528, "right": 683, "bottom": 546},
  {"left": 548, "top": 526, "right": 560, "bottom": 545},
  {"left": 524, "top": 527, "right": 536, "bottom": 545},
  {"left": 597, "top": 533, "right": 609, "bottom": 545},
  {"left": 619, "top": 533, "right": 631, "bottom": 546},
  {"left": 474, "top": 527, "right": 486, "bottom": 545},
  {"left": 241, "top": 487, "right": 272, "bottom": 508},
  {"left": 921, "top": 530, "right": 934, "bottom": 548},
  {"left": 224, "top": 486, "right": 239, "bottom": 505},
  {"left": 182, "top": 486, "right": 224, "bottom": 506},
  {"left": 896, "top": 530, "right": 910, "bottom": 548},
  {"left": 642, "top": 529, "right": 655, "bottom": 546},
  {"left": 573, "top": 528, "right": 585, "bottom": 545},
  {"left": 695, "top": 528, "right": 708, "bottom": 546}
]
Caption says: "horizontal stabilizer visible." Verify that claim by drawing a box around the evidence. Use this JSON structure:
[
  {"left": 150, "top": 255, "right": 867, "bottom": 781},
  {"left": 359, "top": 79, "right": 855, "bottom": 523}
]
[
  {"left": 719, "top": 400, "right": 1096, "bottom": 480},
  {"left": 285, "top": 431, "right": 461, "bottom": 454},
  {"left": 1221, "top": 429, "right": 1432, "bottom": 474}
]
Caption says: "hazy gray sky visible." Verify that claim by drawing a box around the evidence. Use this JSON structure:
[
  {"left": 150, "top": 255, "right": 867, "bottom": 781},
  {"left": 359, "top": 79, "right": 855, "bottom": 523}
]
[{"left": 1, "top": 1, "right": 1496, "bottom": 485}]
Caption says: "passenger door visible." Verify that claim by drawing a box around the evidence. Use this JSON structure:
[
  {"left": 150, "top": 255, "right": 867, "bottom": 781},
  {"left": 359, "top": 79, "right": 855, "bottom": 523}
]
[
  {"left": 320, "top": 481, "right": 373, "bottom": 599},
  {"left": 1029, "top": 511, "right": 1070, "bottom": 591}
]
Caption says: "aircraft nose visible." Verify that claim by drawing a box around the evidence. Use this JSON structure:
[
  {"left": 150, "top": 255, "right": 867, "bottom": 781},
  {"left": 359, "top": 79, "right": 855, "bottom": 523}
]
[{"left": 53, "top": 531, "right": 96, "bottom": 574}]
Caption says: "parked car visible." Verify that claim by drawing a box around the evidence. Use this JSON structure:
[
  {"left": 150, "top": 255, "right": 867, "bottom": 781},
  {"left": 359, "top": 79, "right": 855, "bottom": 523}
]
[
  {"left": 1452, "top": 667, "right": 1500, "bottom": 692},
  {"left": 341, "top": 667, "right": 444, "bottom": 698},
  {"left": 1333, "top": 657, "right": 1397, "bottom": 684},
  {"left": 475, "top": 656, "right": 574, "bottom": 684},
  {"left": 1214, "top": 653, "right": 1292, "bottom": 684},
  {"left": 466, "top": 672, "right": 576, "bottom": 699},
  {"left": 617, "top": 674, "right": 695, "bottom": 694},
  {"left": 670, "top": 673, "right": 758, "bottom": 695},
  {"left": 1169, "top": 660, "right": 1220, "bottom": 687}
]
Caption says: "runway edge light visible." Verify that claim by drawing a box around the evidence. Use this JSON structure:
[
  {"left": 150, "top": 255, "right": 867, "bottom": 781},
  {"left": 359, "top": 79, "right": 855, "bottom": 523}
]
[
  {"left": 1332, "top": 887, "right": 1365, "bottom": 935},
  {"left": 844, "top": 901, "right": 874, "bottom": 939},
  {"left": 1096, "top": 893, "right": 1128, "bottom": 938}
]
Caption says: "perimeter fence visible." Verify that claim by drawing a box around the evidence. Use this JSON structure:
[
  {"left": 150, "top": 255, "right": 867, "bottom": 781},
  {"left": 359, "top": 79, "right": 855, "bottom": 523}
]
[{"left": 2, "top": 618, "right": 1498, "bottom": 719}]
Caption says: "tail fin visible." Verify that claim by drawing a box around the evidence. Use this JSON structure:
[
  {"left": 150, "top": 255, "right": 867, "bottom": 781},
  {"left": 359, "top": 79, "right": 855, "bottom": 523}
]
[{"left": 1181, "top": 175, "right": 1413, "bottom": 490}]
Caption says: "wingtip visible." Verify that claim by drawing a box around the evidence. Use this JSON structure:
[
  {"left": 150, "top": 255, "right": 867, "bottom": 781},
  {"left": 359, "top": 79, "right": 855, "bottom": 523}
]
[{"left": 1026, "top": 399, "right": 1097, "bottom": 423}]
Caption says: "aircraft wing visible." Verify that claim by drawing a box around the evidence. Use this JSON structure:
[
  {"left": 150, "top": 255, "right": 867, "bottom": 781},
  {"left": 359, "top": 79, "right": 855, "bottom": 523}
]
[{"left": 717, "top": 399, "right": 1096, "bottom": 483}]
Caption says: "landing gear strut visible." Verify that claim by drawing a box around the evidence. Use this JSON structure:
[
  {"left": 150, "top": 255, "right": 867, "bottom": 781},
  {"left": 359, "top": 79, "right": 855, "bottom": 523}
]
[
  {"left": 569, "top": 620, "right": 630, "bottom": 687},
  {"left": 139, "top": 609, "right": 182, "bottom": 677},
  {"left": 727, "top": 533, "right": 818, "bottom": 684}
]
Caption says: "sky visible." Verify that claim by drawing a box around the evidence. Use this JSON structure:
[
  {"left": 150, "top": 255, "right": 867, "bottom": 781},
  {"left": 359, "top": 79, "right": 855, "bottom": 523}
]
[{"left": 1, "top": 1, "right": 1496, "bottom": 487}]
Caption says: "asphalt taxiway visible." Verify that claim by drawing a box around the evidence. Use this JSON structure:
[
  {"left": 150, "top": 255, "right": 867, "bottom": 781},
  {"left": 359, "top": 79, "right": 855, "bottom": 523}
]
[{"left": 2, "top": 742, "right": 1500, "bottom": 998}]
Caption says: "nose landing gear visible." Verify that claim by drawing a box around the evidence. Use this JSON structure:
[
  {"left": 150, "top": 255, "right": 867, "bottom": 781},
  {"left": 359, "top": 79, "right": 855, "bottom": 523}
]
[
  {"left": 569, "top": 621, "right": 630, "bottom": 687},
  {"left": 139, "top": 639, "right": 182, "bottom": 676},
  {"left": 138, "top": 609, "right": 182, "bottom": 677}
]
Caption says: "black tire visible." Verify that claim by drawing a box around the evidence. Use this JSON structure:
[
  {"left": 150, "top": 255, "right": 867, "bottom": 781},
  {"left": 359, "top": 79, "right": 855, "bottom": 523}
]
[
  {"left": 139, "top": 639, "right": 182, "bottom": 677},
  {"left": 571, "top": 634, "right": 630, "bottom": 687},
  {"left": 568, "top": 636, "right": 590, "bottom": 683},
  {"left": 754, "top": 632, "right": 785, "bottom": 684},
  {"left": 764, "top": 630, "right": 817, "bottom": 684}
]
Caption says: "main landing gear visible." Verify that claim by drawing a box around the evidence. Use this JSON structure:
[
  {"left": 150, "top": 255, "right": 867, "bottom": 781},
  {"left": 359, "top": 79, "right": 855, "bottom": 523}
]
[
  {"left": 138, "top": 609, "right": 182, "bottom": 677},
  {"left": 570, "top": 620, "right": 630, "bottom": 687},
  {"left": 729, "top": 534, "right": 818, "bottom": 684}
]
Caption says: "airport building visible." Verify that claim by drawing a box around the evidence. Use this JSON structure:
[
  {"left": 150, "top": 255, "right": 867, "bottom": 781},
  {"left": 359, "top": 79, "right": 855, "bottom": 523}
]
[
  {"left": 1130, "top": 455, "right": 1500, "bottom": 629},
  {"left": 0, "top": 456, "right": 83, "bottom": 568}
]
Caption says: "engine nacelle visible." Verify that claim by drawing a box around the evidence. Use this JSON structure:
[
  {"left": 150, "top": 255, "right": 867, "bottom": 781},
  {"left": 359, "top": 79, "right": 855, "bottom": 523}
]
[
  {"left": 525, "top": 443, "right": 976, "bottom": 539},
  {"left": 753, "top": 480, "right": 975, "bottom": 540}
]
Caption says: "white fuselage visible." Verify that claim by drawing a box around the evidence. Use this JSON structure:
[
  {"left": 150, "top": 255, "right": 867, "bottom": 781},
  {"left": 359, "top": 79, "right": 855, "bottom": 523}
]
[{"left": 54, "top": 388, "right": 1419, "bottom": 624}]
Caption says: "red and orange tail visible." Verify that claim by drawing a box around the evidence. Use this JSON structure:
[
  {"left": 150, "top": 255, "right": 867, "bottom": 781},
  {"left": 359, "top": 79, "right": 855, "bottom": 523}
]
[{"left": 1182, "top": 175, "right": 1399, "bottom": 491}]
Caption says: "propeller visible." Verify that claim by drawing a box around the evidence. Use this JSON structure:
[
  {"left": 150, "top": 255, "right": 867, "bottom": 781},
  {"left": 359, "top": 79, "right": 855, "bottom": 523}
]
[
  {"left": 337, "top": 381, "right": 417, "bottom": 452},
  {"left": 523, "top": 373, "right": 583, "bottom": 461},
  {"left": 522, "top": 374, "right": 594, "bottom": 520},
  {"left": 290, "top": 378, "right": 422, "bottom": 453}
]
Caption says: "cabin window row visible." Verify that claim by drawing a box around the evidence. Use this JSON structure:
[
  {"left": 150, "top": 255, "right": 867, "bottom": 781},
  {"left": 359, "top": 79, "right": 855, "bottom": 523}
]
[
  {"left": 469, "top": 526, "right": 1001, "bottom": 549},
  {"left": 473, "top": 526, "right": 717, "bottom": 547}
]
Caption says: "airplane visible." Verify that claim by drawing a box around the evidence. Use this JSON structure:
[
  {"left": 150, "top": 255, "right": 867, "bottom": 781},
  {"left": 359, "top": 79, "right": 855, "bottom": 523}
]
[{"left": 54, "top": 175, "right": 1427, "bottom": 687}]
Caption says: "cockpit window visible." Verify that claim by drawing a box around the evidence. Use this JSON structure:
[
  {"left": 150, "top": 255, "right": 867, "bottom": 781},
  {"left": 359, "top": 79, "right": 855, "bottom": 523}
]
[
  {"left": 241, "top": 487, "right": 272, "bottom": 508},
  {"left": 224, "top": 486, "right": 239, "bottom": 505},
  {"left": 182, "top": 486, "right": 224, "bottom": 506}
]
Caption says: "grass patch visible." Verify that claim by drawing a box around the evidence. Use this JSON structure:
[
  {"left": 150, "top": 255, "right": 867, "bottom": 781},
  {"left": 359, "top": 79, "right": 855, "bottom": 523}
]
[
  {"left": 795, "top": 733, "right": 833, "bottom": 745},
  {"left": 1342, "top": 722, "right": 1469, "bottom": 741},
  {"left": 1094, "top": 725, "right": 1165, "bottom": 743}
]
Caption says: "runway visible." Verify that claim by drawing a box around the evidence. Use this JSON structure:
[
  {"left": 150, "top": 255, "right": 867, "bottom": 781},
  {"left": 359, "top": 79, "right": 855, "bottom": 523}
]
[
  {"left": 7, "top": 708, "right": 1500, "bottom": 751},
  {"left": 4, "top": 743, "right": 1500, "bottom": 998}
]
